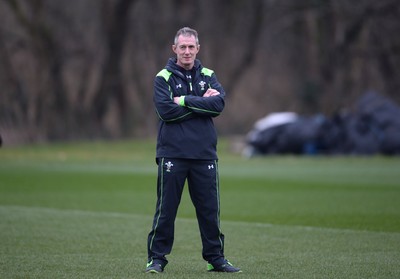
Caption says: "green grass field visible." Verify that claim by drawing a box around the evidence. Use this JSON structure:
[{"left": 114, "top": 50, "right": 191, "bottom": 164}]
[{"left": 1, "top": 139, "right": 400, "bottom": 278}]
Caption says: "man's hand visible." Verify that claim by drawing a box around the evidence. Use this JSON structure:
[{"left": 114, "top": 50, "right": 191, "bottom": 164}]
[
  {"left": 173, "top": 96, "right": 181, "bottom": 104},
  {"left": 203, "top": 89, "right": 220, "bottom": 97}
]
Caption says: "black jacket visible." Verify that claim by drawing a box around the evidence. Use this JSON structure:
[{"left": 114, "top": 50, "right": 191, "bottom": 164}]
[{"left": 154, "top": 58, "right": 225, "bottom": 160}]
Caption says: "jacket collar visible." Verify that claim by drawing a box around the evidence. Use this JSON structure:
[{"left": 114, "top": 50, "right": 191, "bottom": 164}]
[{"left": 166, "top": 58, "right": 202, "bottom": 77}]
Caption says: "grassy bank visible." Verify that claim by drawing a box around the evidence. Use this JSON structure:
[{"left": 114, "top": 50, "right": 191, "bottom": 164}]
[{"left": 1, "top": 139, "right": 399, "bottom": 278}]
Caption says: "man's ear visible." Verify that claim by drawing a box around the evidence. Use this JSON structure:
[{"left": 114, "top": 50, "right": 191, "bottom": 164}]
[{"left": 172, "top": 45, "right": 177, "bottom": 54}]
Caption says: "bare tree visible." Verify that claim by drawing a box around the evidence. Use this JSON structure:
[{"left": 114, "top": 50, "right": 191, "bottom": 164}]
[
  {"left": 2, "top": 0, "right": 68, "bottom": 141},
  {"left": 91, "top": 0, "right": 137, "bottom": 138},
  {"left": 1, "top": 0, "right": 399, "bottom": 144}
]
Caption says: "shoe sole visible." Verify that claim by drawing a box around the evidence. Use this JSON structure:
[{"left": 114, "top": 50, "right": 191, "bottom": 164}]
[{"left": 146, "top": 269, "right": 160, "bottom": 274}]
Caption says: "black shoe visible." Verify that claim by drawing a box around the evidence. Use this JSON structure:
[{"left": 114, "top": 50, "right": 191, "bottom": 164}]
[
  {"left": 145, "top": 261, "right": 164, "bottom": 273},
  {"left": 207, "top": 260, "right": 241, "bottom": 273}
]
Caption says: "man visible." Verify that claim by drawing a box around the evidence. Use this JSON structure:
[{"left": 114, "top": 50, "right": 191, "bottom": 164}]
[{"left": 145, "top": 27, "right": 241, "bottom": 273}]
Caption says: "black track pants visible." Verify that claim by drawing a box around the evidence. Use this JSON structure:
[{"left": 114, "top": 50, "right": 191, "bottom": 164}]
[{"left": 147, "top": 158, "right": 225, "bottom": 266}]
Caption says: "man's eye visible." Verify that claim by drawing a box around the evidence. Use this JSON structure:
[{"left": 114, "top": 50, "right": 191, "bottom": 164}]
[{"left": 179, "top": 45, "right": 195, "bottom": 50}]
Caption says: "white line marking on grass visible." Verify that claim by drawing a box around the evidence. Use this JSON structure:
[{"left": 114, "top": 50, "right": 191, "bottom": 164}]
[{"left": 1, "top": 205, "right": 399, "bottom": 236}]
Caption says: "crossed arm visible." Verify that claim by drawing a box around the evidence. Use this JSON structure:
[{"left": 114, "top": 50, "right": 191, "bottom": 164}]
[
  {"left": 154, "top": 76, "right": 225, "bottom": 122},
  {"left": 173, "top": 88, "right": 220, "bottom": 104}
]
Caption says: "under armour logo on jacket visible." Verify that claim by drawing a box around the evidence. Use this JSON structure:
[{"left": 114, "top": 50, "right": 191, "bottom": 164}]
[
  {"left": 176, "top": 84, "right": 182, "bottom": 89},
  {"left": 208, "top": 164, "right": 214, "bottom": 169}
]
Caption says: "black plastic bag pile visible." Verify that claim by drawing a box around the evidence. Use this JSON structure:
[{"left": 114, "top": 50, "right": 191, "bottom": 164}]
[{"left": 245, "top": 91, "right": 400, "bottom": 156}]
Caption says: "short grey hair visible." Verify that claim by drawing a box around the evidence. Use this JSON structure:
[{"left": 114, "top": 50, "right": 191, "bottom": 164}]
[{"left": 174, "top": 27, "right": 199, "bottom": 45}]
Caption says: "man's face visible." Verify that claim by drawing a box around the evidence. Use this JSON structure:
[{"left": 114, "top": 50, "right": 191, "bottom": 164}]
[{"left": 172, "top": 34, "right": 200, "bottom": 70}]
